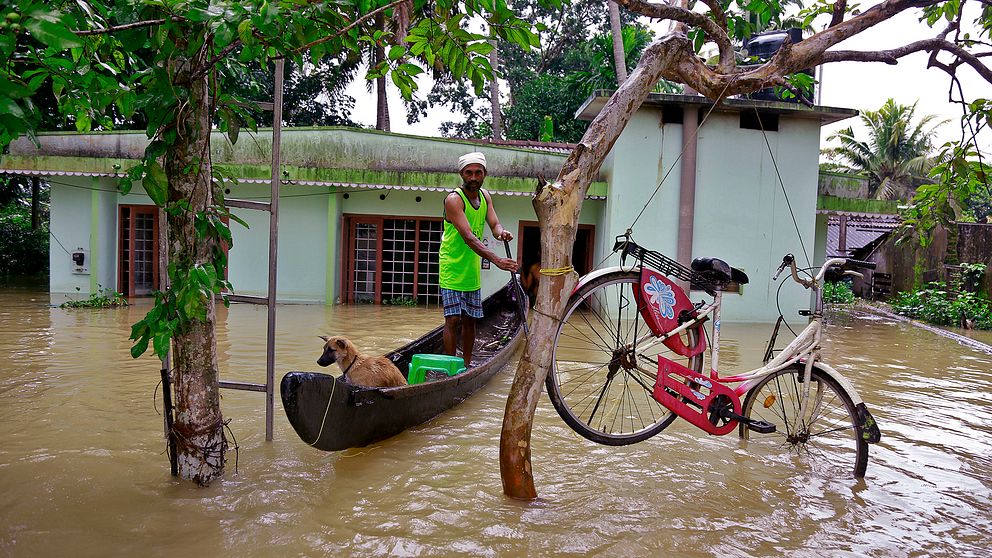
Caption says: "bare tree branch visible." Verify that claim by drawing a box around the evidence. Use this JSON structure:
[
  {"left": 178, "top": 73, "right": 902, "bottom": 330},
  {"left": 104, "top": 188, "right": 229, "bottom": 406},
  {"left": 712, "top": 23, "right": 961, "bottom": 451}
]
[
  {"left": 822, "top": 38, "right": 992, "bottom": 83},
  {"left": 613, "top": 0, "right": 736, "bottom": 73},
  {"left": 190, "top": 39, "right": 242, "bottom": 82},
  {"left": 830, "top": 0, "right": 848, "bottom": 28},
  {"left": 74, "top": 18, "right": 175, "bottom": 36},
  {"left": 699, "top": 0, "right": 728, "bottom": 33},
  {"left": 283, "top": 0, "right": 410, "bottom": 58}
]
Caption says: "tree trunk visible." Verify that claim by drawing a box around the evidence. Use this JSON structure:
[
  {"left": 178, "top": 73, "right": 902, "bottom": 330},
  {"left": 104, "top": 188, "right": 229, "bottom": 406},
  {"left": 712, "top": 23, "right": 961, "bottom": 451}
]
[
  {"left": 609, "top": 1, "right": 628, "bottom": 85},
  {"left": 489, "top": 40, "right": 502, "bottom": 140},
  {"left": 375, "top": 14, "right": 390, "bottom": 132},
  {"left": 165, "top": 57, "right": 226, "bottom": 486},
  {"left": 30, "top": 176, "right": 40, "bottom": 230},
  {"left": 499, "top": 34, "right": 685, "bottom": 499}
]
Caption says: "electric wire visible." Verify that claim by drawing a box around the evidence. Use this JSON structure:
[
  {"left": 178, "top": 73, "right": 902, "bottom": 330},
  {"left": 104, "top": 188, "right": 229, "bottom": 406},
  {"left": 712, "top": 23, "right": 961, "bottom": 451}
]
[{"left": 753, "top": 106, "right": 811, "bottom": 269}]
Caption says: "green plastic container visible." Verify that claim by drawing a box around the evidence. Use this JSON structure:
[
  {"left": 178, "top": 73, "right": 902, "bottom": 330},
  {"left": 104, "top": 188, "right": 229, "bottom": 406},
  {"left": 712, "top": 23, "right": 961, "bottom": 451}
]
[{"left": 407, "top": 354, "right": 467, "bottom": 385}]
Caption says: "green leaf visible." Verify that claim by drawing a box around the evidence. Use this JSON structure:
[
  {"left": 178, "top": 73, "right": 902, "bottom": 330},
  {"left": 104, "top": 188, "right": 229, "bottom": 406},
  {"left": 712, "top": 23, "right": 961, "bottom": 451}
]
[
  {"left": 0, "top": 98, "right": 25, "bottom": 119},
  {"left": 142, "top": 161, "right": 168, "bottom": 206},
  {"left": 75, "top": 112, "right": 91, "bottom": 132},
  {"left": 152, "top": 329, "right": 172, "bottom": 358},
  {"left": 388, "top": 45, "right": 405, "bottom": 61},
  {"left": 130, "top": 335, "right": 150, "bottom": 359},
  {"left": 398, "top": 63, "right": 424, "bottom": 76},
  {"left": 467, "top": 42, "right": 494, "bottom": 55},
  {"left": 25, "top": 15, "right": 83, "bottom": 50},
  {"left": 115, "top": 91, "right": 136, "bottom": 118}
]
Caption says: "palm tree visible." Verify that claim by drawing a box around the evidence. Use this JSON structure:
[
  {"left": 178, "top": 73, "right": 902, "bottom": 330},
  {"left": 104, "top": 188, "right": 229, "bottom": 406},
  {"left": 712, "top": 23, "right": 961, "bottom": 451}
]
[
  {"left": 566, "top": 26, "right": 653, "bottom": 96},
  {"left": 825, "top": 99, "right": 945, "bottom": 200}
]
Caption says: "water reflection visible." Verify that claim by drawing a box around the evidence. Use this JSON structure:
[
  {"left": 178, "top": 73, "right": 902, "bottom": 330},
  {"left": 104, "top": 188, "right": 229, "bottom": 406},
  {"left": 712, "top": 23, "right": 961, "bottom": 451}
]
[{"left": 1, "top": 284, "right": 990, "bottom": 556}]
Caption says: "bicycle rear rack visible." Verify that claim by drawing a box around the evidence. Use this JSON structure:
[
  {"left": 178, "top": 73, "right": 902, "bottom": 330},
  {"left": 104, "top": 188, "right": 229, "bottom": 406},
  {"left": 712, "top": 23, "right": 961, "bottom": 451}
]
[{"left": 617, "top": 238, "right": 720, "bottom": 296}]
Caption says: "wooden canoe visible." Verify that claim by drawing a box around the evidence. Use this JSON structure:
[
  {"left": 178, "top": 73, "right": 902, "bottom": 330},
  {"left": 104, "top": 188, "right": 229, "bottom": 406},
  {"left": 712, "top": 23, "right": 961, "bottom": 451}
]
[{"left": 280, "top": 281, "right": 526, "bottom": 451}]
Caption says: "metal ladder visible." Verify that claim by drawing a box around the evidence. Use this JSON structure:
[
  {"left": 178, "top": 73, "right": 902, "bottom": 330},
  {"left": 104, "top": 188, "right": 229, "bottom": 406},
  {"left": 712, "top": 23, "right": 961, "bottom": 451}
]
[{"left": 217, "top": 59, "right": 285, "bottom": 441}]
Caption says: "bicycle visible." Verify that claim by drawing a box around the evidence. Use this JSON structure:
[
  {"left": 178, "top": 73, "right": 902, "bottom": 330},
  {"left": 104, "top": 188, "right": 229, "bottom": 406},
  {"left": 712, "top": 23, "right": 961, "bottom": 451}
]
[{"left": 546, "top": 234, "right": 882, "bottom": 478}]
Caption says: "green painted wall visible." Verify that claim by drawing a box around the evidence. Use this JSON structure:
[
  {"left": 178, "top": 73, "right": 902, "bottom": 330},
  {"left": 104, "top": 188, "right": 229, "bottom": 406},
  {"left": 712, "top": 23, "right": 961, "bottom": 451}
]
[
  {"left": 598, "top": 110, "right": 825, "bottom": 322},
  {"left": 48, "top": 176, "right": 118, "bottom": 302},
  {"left": 816, "top": 195, "right": 900, "bottom": 214},
  {"left": 694, "top": 113, "right": 822, "bottom": 322},
  {"left": 597, "top": 107, "right": 683, "bottom": 264}
]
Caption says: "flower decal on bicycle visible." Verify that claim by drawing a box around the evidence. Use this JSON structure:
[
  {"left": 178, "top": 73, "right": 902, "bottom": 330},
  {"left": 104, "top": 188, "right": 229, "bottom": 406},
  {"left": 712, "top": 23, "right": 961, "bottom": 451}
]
[{"left": 644, "top": 276, "right": 677, "bottom": 319}]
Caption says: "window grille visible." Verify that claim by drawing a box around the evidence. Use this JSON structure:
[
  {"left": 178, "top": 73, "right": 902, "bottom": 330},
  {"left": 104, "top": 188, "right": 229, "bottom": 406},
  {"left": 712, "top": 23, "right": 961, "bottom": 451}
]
[
  {"left": 134, "top": 212, "right": 156, "bottom": 294},
  {"left": 346, "top": 216, "right": 443, "bottom": 305},
  {"left": 381, "top": 219, "right": 416, "bottom": 303},
  {"left": 417, "top": 220, "right": 443, "bottom": 305},
  {"left": 118, "top": 205, "right": 159, "bottom": 297},
  {"left": 353, "top": 223, "right": 377, "bottom": 303},
  {"left": 119, "top": 208, "right": 131, "bottom": 294}
]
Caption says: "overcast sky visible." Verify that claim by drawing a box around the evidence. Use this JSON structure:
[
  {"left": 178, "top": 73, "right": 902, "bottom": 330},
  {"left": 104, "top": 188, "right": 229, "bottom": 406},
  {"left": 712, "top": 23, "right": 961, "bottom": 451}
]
[{"left": 344, "top": 6, "right": 990, "bottom": 156}]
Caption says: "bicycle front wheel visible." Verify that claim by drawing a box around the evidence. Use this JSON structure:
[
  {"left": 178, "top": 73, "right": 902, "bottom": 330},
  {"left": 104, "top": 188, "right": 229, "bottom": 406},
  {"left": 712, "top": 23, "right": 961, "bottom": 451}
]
[
  {"left": 547, "top": 270, "right": 704, "bottom": 445},
  {"left": 739, "top": 365, "right": 869, "bottom": 478}
]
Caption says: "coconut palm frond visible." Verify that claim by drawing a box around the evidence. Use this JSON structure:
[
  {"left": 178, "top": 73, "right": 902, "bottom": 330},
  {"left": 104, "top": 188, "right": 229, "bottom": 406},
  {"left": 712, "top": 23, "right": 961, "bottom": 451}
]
[{"left": 825, "top": 98, "right": 943, "bottom": 201}]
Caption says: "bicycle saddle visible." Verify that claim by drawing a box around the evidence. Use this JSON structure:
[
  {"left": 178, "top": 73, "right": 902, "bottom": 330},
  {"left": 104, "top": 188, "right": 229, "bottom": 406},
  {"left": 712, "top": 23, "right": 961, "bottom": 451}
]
[{"left": 690, "top": 257, "right": 750, "bottom": 285}]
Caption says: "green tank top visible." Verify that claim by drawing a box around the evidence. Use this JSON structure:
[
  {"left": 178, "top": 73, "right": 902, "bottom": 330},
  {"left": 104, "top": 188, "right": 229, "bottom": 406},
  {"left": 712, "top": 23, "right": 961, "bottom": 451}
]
[{"left": 439, "top": 188, "right": 488, "bottom": 291}]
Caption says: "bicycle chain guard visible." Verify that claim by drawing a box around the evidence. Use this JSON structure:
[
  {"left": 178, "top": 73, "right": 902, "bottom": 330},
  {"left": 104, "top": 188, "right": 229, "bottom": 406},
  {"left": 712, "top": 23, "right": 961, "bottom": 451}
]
[
  {"left": 634, "top": 268, "right": 706, "bottom": 358},
  {"left": 654, "top": 356, "right": 741, "bottom": 436}
]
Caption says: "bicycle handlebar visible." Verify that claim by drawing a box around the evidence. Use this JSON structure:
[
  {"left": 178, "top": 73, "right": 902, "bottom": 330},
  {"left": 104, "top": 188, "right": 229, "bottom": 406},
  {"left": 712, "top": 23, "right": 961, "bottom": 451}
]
[{"left": 780, "top": 255, "right": 878, "bottom": 288}]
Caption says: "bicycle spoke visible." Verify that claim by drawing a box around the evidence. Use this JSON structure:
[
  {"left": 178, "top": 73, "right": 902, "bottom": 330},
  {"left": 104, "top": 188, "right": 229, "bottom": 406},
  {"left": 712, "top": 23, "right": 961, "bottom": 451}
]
[
  {"left": 740, "top": 367, "right": 868, "bottom": 477},
  {"left": 548, "top": 271, "right": 702, "bottom": 445}
]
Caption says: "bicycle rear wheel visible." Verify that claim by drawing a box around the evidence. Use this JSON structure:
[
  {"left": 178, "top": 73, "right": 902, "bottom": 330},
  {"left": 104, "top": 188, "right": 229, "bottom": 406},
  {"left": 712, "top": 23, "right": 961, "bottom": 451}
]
[
  {"left": 547, "top": 270, "right": 704, "bottom": 445},
  {"left": 739, "top": 364, "right": 869, "bottom": 478}
]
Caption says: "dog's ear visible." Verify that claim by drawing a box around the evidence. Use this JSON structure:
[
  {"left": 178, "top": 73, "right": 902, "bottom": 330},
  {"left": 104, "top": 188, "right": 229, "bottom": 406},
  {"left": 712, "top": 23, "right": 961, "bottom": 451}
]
[
  {"left": 319, "top": 335, "right": 330, "bottom": 342},
  {"left": 335, "top": 338, "right": 348, "bottom": 349}
]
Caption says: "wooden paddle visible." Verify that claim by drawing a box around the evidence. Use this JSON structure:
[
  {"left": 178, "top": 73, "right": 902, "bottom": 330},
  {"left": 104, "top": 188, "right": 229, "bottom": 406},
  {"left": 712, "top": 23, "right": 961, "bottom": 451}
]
[{"left": 503, "top": 240, "right": 529, "bottom": 336}]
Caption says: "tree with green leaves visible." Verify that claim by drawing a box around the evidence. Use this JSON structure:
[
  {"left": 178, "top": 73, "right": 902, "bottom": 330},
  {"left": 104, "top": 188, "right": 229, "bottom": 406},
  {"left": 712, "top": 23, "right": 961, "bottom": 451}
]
[
  {"left": 425, "top": 0, "right": 609, "bottom": 138},
  {"left": 503, "top": 74, "right": 587, "bottom": 142},
  {"left": 1, "top": 0, "right": 544, "bottom": 485},
  {"left": 222, "top": 57, "right": 363, "bottom": 128},
  {"left": 498, "top": 24, "right": 655, "bottom": 143},
  {"left": 825, "top": 99, "right": 946, "bottom": 200}
]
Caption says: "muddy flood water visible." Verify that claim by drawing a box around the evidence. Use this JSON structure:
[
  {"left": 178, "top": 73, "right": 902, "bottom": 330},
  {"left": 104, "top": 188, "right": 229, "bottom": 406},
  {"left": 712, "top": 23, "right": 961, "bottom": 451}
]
[{"left": 2, "top": 280, "right": 991, "bottom": 557}]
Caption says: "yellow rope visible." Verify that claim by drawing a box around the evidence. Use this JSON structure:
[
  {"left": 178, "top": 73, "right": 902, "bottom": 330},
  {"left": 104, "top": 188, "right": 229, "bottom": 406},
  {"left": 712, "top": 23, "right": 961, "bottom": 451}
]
[
  {"left": 540, "top": 265, "right": 574, "bottom": 276},
  {"left": 308, "top": 375, "right": 337, "bottom": 446}
]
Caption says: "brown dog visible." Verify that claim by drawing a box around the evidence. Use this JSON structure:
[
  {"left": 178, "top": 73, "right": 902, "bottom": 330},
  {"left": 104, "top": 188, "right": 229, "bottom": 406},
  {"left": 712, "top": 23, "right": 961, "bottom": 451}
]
[{"left": 317, "top": 335, "right": 407, "bottom": 387}]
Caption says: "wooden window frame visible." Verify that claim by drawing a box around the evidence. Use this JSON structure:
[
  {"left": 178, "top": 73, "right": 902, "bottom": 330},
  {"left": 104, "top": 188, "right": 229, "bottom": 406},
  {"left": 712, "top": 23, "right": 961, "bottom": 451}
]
[
  {"left": 341, "top": 214, "right": 444, "bottom": 304},
  {"left": 118, "top": 204, "right": 160, "bottom": 298}
]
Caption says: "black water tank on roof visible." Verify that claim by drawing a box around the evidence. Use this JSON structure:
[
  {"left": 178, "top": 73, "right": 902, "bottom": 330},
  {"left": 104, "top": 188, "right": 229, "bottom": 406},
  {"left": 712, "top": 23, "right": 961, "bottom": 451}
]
[
  {"left": 742, "top": 28, "right": 813, "bottom": 104},
  {"left": 744, "top": 28, "right": 804, "bottom": 60}
]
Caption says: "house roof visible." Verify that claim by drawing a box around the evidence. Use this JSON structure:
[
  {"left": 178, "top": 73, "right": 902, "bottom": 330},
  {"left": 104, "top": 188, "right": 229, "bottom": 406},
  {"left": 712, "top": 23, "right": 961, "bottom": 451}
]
[
  {"left": 0, "top": 160, "right": 608, "bottom": 199},
  {"left": 575, "top": 91, "right": 858, "bottom": 125},
  {"left": 0, "top": 127, "right": 609, "bottom": 199},
  {"left": 824, "top": 213, "right": 901, "bottom": 258}
]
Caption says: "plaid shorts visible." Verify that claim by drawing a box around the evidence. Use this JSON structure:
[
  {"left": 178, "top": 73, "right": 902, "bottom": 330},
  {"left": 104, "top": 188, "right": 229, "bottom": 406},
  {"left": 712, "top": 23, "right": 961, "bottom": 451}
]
[{"left": 441, "top": 288, "right": 483, "bottom": 318}]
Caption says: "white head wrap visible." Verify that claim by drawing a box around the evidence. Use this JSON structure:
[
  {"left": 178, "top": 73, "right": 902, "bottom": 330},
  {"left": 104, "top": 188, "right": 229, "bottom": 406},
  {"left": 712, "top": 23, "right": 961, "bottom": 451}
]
[{"left": 458, "top": 151, "right": 487, "bottom": 172}]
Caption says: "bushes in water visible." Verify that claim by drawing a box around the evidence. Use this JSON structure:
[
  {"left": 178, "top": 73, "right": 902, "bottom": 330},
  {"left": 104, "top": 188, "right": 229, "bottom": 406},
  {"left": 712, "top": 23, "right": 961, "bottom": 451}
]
[
  {"left": 0, "top": 205, "right": 48, "bottom": 276},
  {"left": 823, "top": 280, "right": 856, "bottom": 304},
  {"left": 60, "top": 286, "right": 128, "bottom": 308},
  {"left": 890, "top": 282, "right": 992, "bottom": 329}
]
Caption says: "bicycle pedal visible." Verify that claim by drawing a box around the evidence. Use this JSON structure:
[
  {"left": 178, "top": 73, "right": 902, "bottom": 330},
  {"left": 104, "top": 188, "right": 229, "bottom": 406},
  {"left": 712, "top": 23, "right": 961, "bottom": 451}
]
[
  {"left": 746, "top": 420, "right": 776, "bottom": 434},
  {"left": 716, "top": 406, "right": 776, "bottom": 433}
]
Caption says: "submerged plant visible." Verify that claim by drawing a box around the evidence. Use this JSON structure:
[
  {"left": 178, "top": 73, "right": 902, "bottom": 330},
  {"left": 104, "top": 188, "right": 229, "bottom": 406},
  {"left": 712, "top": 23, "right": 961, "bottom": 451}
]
[
  {"left": 383, "top": 296, "right": 418, "bottom": 307},
  {"left": 823, "top": 281, "right": 856, "bottom": 304},
  {"left": 891, "top": 282, "right": 992, "bottom": 330},
  {"left": 61, "top": 286, "right": 128, "bottom": 309}
]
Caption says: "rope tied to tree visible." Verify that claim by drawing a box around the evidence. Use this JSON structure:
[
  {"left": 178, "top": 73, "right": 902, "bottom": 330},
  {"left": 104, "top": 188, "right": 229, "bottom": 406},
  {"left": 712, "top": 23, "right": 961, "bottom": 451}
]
[
  {"left": 540, "top": 265, "right": 574, "bottom": 276},
  {"left": 168, "top": 415, "right": 232, "bottom": 485}
]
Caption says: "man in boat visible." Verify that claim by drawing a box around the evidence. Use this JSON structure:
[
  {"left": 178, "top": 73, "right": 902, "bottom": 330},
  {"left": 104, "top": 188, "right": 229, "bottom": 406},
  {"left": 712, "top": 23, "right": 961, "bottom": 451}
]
[{"left": 440, "top": 151, "right": 518, "bottom": 367}]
